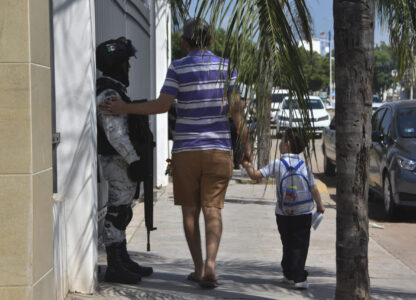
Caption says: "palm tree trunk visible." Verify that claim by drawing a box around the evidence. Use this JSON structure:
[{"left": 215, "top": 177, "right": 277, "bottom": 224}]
[
  {"left": 256, "top": 40, "right": 272, "bottom": 174},
  {"left": 333, "top": 1, "right": 374, "bottom": 299}
]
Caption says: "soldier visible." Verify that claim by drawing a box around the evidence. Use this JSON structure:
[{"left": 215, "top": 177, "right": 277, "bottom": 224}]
[{"left": 96, "top": 37, "right": 153, "bottom": 284}]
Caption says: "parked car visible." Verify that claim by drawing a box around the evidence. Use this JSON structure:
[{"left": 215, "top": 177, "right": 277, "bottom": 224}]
[
  {"left": 319, "top": 94, "right": 332, "bottom": 109},
  {"left": 370, "top": 100, "right": 416, "bottom": 218},
  {"left": 322, "top": 100, "right": 416, "bottom": 219},
  {"left": 322, "top": 117, "right": 336, "bottom": 175},
  {"left": 271, "top": 92, "right": 288, "bottom": 124},
  {"left": 275, "top": 96, "right": 331, "bottom": 136},
  {"left": 372, "top": 95, "right": 383, "bottom": 113},
  {"left": 247, "top": 91, "right": 288, "bottom": 126}
]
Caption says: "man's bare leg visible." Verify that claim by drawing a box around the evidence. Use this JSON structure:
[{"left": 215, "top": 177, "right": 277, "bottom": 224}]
[
  {"left": 202, "top": 206, "right": 222, "bottom": 280},
  {"left": 182, "top": 206, "right": 204, "bottom": 279}
]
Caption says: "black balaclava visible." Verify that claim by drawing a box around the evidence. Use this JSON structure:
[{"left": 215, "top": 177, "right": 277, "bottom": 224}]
[
  {"left": 96, "top": 37, "right": 136, "bottom": 87},
  {"left": 104, "top": 61, "right": 129, "bottom": 87}
]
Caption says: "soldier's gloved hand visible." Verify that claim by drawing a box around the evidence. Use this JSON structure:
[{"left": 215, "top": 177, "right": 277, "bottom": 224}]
[{"left": 128, "top": 160, "right": 146, "bottom": 182}]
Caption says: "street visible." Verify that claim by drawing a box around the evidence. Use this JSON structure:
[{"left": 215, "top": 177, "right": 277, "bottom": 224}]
[{"left": 270, "top": 136, "right": 416, "bottom": 273}]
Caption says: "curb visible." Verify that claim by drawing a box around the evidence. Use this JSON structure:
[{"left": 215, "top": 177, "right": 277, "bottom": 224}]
[{"left": 315, "top": 179, "right": 328, "bottom": 194}]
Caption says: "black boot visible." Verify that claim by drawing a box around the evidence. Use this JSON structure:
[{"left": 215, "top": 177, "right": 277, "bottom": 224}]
[
  {"left": 120, "top": 240, "right": 153, "bottom": 277},
  {"left": 105, "top": 243, "right": 141, "bottom": 284}
]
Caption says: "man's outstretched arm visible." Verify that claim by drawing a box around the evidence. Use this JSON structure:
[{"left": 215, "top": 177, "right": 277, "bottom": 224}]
[{"left": 101, "top": 93, "right": 175, "bottom": 115}]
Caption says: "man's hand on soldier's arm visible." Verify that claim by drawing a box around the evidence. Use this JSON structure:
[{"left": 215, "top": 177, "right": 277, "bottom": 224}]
[
  {"left": 100, "top": 97, "right": 129, "bottom": 115},
  {"left": 100, "top": 93, "right": 175, "bottom": 115}
]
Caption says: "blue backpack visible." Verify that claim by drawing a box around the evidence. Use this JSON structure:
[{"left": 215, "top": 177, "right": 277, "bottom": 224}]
[{"left": 279, "top": 158, "right": 314, "bottom": 215}]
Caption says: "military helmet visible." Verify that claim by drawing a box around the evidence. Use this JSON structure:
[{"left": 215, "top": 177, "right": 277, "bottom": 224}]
[{"left": 96, "top": 37, "right": 137, "bottom": 73}]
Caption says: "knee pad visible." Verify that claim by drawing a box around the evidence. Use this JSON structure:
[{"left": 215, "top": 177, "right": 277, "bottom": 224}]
[{"left": 105, "top": 205, "right": 133, "bottom": 230}]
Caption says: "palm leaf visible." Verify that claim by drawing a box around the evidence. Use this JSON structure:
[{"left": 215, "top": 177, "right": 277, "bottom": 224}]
[
  {"left": 378, "top": 0, "right": 416, "bottom": 79},
  {"left": 168, "top": 0, "right": 190, "bottom": 29},
  {"left": 169, "top": 1, "right": 315, "bottom": 165}
]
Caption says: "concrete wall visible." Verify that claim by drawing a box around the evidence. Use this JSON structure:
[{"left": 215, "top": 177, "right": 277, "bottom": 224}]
[
  {"left": 153, "top": 0, "right": 171, "bottom": 187},
  {"left": 0, "top": 0, "right": 54, "bottom": 299},
  {"left": 51, "top": 0, "right": 171, "bottom": 297},
  {"left": 0, "top": 0, "right": 171, "bottom": 298},
  {"left": 51, "top": 0, "right": 97, "bottom": 296}
]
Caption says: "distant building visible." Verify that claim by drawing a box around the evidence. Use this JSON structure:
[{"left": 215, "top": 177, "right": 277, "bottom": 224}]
[{"left": 298, "top": 37, "right": 331, "bottom": 56}]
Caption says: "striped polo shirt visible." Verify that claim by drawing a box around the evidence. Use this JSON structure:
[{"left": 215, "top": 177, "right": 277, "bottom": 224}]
[{"left": 160, "top": 49, "right": 237, "bottom": 153}]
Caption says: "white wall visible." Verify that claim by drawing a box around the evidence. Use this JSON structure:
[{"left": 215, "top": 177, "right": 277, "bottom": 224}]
[
  {"left": 51, "top": 0, "right": 171, "bottom": 297},
  {"left": 95, "top": 0, "right": 170, "bottom": 188},
  {"left": 52, "top": 0, "right": 97, "bottom": 296},
  {"left": 153, "top": 0, "right": 171, "bottom": 187}
]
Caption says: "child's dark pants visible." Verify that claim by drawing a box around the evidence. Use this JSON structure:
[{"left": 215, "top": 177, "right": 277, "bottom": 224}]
[{"left": 276, "top": 213, "right": 312, "bottom": 283}]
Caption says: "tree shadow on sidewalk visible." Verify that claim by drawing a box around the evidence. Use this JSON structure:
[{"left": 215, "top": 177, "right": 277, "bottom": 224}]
[
  {"left": 96, "top": 254, "right": 338, "bottom": 300},
  {"left": 95, "top": 248, "right": 416, "bottom": 300}
]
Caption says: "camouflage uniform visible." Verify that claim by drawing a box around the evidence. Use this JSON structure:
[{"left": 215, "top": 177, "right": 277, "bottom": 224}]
[
  {"left": 96, "top": 77, "right": 139, "bottom": 246},
  {"left": 96, "top": 37, "right": 153, "bottom": 284}
]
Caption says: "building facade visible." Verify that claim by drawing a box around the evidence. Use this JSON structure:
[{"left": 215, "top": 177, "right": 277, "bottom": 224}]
[
  {"left": 0, "top": 1, "right": 171, "bottom": 299},
  {"left": 298, "top": 37, "right": 331, "bottom": 56}
]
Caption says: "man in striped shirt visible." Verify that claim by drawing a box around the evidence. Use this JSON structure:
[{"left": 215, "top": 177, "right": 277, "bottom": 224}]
[{"left": 101, "top": 18, "right": 251, "bottom": 288}]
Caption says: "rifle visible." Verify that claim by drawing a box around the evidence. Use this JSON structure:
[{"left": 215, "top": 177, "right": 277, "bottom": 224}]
[
  {"left": 129, "top": 100, "right": 157, "bottom": 251},
  {"left": 143, "top": 131, "right": 156, "bottom": 251}
]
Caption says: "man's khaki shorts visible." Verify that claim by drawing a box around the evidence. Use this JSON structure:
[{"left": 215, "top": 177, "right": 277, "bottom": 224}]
[{"left": 172, "top": 149, "right": 234, "bottom": 209}]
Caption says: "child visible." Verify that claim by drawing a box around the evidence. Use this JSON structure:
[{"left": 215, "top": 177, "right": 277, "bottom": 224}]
[{"left": 242, "top": 128, "right": 325, "bottom": 290}]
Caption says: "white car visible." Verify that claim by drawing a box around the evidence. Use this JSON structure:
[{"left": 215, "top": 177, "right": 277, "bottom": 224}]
[
  {"left": 275, "top": 96, "right": 331, "bottom": 136},
  {"left": 372, "top": 95, "right": 383, "bottom": 113},
  {"left": 271, "top": 92, "right": 288, "bottom": 125}
]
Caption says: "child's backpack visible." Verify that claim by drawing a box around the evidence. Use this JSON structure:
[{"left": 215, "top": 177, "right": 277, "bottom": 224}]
[{"left": 279, "top": 158, "right": 314, "bottom": 215}]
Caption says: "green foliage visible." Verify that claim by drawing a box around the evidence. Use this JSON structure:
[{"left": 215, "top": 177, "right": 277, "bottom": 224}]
[
  {"left": 168, "top": 0, "right": 315, "bottom": 161},
  {"left": 171, "top": 31, "right": 188, "bottom": 61},
  {"left": 171, "top": 27, "right": 260, "bottom": 86},
  {"left": 171, "top": 27, "right": 239, "bottom": 60},
  {"left": 167, "top": 0, "right": 190, "bottom": 30},
  {"left": 373, "top": 42, "right": 397, "bottom": 95},
  {"left": 378, "top": 1, "right": 416, "bottom": 79},
  {"left": 297, "top": 48, "right": 329, "bottom": 92},
  {"left": 210, "top": 28, "right": 228, "bottom": 57}
]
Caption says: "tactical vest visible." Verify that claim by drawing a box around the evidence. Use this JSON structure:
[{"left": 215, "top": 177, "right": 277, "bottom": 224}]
[{"left": 96, "top": 77, "right": 154, "bottom": 157}]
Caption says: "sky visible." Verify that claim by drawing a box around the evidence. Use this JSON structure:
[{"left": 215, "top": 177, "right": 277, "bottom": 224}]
[
  {"left": 308, "top": 0, "right": 389, "bottom": 45},
  {"left": 188, "top": 0, "right": 390, "bottom": 46}
]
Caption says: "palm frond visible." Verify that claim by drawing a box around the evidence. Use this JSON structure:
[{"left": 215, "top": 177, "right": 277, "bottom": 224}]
[
  {"left": 168, "top": 0, "right": 190, "bottom": 30},
  {"left": 173, "top": 1, "right": 315, "bottom": 164},
  {"left": 378, "top": 0, "right": 416, "bottom": 78}
]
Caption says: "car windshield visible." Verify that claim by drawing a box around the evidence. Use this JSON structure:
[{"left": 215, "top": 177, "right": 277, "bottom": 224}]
[
  {"left": 373, "top": 95, "right": 382, "bottom": 103},
  {"left": 282, "top": 99, "right": 324, "bottom": 110},
  {"left": 272, "top": 94, "right": 288, "bottom": 103},
  {"left": 397, "top": 108, "right": 416, "bottom": 138}
]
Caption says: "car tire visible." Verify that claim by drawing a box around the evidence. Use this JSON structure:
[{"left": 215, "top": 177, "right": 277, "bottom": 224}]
[
  {"left": 324, "top": 154, "right": 336, "bottom": 176},
  {"left": 383, "top": 174, "right": 397, "bottom": 220}
]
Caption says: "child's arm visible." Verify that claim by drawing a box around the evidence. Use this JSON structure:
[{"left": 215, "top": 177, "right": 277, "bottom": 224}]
[
  {"left": 311, "top": 185, "right": 325, "bottom": 213},
  {"left": 241, "top": 161, "right": 264, "bottom": 180}
]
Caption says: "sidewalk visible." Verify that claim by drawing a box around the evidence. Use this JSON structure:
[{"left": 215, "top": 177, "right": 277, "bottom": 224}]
[{"left": 68, "top": 172, "right": 416, "bottom": 300}]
